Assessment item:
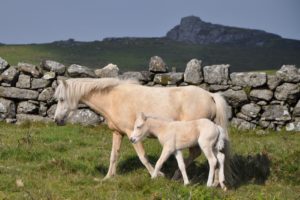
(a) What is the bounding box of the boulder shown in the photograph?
[43,71,56,80]
[0,86,39,100]
[0,57,9,72]
[67,109,103,125]
[274,83,300,104]
[286,121,300,131]
[67,64,96,77]
[184,59,203,84]
[16,114,52,123]
[276,65,300,83]
[0,98,16,119]
[249,89,273,101]
[149,56,168,73]
[38,87,55,103]
[208,85,229,92]
[154,72,183,85]
[241,103,261,118]
[203,64,229,85]
[119,71,154,82]
[1,66,19,84]
[267,75,281,90]
[293,100,300,117]
[230,72,267,87]
[231,117,256,130]
[222,89,248,107]
[31,78,51,89]
[16,74,31,89]
[42,60,66,75]
[261,105,291,121]
[17,101,39,114]
[18,62,41,78]
[94,63,119,78]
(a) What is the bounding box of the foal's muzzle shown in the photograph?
[130,137,137,144]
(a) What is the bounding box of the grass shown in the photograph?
[0,122,299,200]
[1,38,300,73]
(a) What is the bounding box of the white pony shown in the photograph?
[130,112,228,191]
[53,78,231,182]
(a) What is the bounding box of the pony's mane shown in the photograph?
[54,78,138,109]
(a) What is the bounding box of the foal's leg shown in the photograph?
[200,145,218,187]
[152,146,173,179]
[217,151,227,191]
[104,131,123,180]
[174,150,190,185]
[172,146,201,180]
[132,142,157,175]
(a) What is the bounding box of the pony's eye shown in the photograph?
[59,98,64,102]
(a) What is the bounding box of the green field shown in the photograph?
[1,38,300,72]
[0,122,299,200]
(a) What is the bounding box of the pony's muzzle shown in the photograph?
[54,118,66,126]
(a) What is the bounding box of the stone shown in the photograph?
[47,104,57,119]
[184,59,203,84]
[18,62,41,78]
[208,85,229,92]
[293,100,300,117]
[258,120,270,128]
[261,105,291,121]
[149,56,168,73]
[38,87,55,103]
[17,101,39,114]
[1,66,19,84]
[267,75,281,90]
[274,83,300,104]
[67,64,96,77]
[222,89,248,107]
[236,112,252,121]
[94,63,119,78]
[0,86,39,100]
[43,71,56,80]
[42,60,66,75]
[39,102,48,116]
[67,109,103,125]
[285,122,300,131]
[119,71,154,82]
[0,98,16,119]
[0,57,9,72]
[153,72,183,85]
[231,117,256,130]
[249,89,273,101]
[276,65,300,83]
[31,78,51,89]
[257,101,267,106]
[16,114,52,123]
[16,74,31,89]
[203,64,229,85]
[230,72,267,87]
[241,103,261,118]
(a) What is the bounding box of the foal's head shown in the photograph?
[54,80,78,125]
[130,112,150,144]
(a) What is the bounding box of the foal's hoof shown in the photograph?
[102,175,112,181]
[158,171,165,177]
[222,186,228,192]
[184,182,190,186]
[172,171,181,180]
[212,181,219,187]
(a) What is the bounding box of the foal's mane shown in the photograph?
[55,78,138,109]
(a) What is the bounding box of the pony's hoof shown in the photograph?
[212,182,219,187]
[158,171,165,177]
[184,182,190,186]
[102,175,112,181]
[222,186,228,192]
[172,171,181,180]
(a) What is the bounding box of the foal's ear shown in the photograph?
[58,79,68,88]
[140,112,147,121]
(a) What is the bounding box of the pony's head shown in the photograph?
[54,80,78,125]
[130,112,150,143]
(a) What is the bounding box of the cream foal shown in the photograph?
[130,113,227,191]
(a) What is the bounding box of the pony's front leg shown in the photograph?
[104,131,123,180]
[152,146,172,179]
[132,142,164,176]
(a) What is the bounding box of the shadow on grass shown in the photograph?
[99,152,270,188]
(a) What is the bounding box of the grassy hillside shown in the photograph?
[0,122,299,199]
[0,38,300,72]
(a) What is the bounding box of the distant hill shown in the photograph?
[0,16,299,72]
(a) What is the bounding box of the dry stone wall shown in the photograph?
[0,56,299,131]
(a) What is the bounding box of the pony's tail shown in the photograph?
[212,93,237,187]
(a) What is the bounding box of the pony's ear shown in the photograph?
[58,79,68,88]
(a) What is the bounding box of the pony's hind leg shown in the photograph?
[104,131,123,180]
[217,151,227,191]
[200,144,218,187]
[174,150,190,185]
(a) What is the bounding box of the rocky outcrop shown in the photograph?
[0,57,299,131]
[166,16,281,46]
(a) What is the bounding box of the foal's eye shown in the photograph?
[137,125,143,129]
[59,98,64,102]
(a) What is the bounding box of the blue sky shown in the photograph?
[0,0,299,44]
